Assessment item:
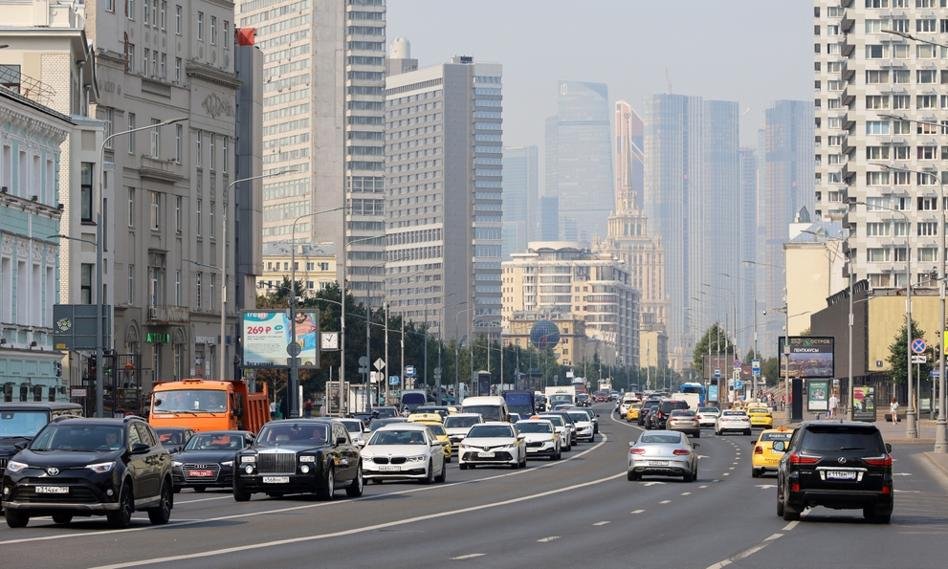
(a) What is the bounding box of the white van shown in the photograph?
[461,396,510,423]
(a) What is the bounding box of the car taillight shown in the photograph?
[881,484,891,495]
[629,448,645,455]
[673,449,690,456]
[788,452,820,465]
[790,482,800,493]
[754,446,763,455]
[863,455,893,468]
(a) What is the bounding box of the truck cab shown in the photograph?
[148,379,269,434]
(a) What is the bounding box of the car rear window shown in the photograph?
[760,432,792,442]
[799,426,884,454]
[670,410,694,416]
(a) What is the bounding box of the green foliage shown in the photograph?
[692,323,736,371]
[886,319,929,385]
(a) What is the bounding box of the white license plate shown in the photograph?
[478,452,496,458]
[825,470,857,480]
[35,486,69,494]
[378,465,401,472]
[262,476,290,484]
[649,461,669,467]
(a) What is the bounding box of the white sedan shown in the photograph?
[515,419,561,460]
[458,422,527,469]
[361,424,447,483]
[566,410,595,442]
[443,413,483,449]
[715,410,752,436]
[696,406,721,428]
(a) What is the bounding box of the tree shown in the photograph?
[761,357,780,387]
[691,323,736,371]
[886,319,929,385]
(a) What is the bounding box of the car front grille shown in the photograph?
[257,453,296,475]
[463,452,513,462]
[183,463,222,482]
[15,485,98,503]
[527,441,545,448]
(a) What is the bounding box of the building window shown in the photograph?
[196,198,203,236]
[197,11,204,41]
[153,344,161,380]
[127,0,135,21]
[175,270,182,304]
[223,20,230,50]
[149,266,161,306]
[175,196,182,233]
[151,50,158,77]
[174,124,183,162]
[80,162,93,222]
[195,272,203,310]
[209,273,216,307]
[209,133,216,171]
[160,0,167,29]
[127,43,135,73]
[175,57,182,82]
[150,119,161,157]
[81,263,93,304]
[222,136,228,173]
[150,191,161,230]
[103,108,113,148]
[128,187,136,228]
[175,4,182,34]
[127,113,136,154]
[160,53,167,79]
[195,130,203,165]
[210,15,217,46]
[144,0,150,23]
[107,0,115,12]
[209,201,215,238]
[143,48,149,75]
[128,264,135,304]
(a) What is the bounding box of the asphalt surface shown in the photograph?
[2,404,946,569]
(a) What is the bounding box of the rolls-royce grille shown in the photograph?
[257,453,296,474]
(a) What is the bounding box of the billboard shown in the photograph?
[778,336,835,378]
[852,386,876,422]
[242,311,319,368]
[807,379,830,412]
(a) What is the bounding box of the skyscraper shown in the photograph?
[236,0,386,305]
[614,101,645,210]
[539,195,559,241]
[385,55,503,340]
[757,100,814,356]
[738,148,758,354]
[545,81,613,243]
[502,145,539,258]
[644,94,740,369]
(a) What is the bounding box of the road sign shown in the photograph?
[752,359,761,373]
[286,342,301,357]
[358,356,369,367]
[374,358,386,371]
[389,375,400,386]
[912,338,927,354]
[911,354,927,364]
[932,369,941,378]
[405,365,416,377]
[713,369,721,379]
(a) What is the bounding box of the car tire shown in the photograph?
[554,447,562,461]
[316,466,335,500]
[107,482,135,529]
[422,460,435,484]
[234,485,252,502]
[435,462,447,483]
[782,495,801,521]
[5,509,29,528]
[445,454,451,464]
[346,465,364,498]
[864,505,892,524]
[51,513,73,525]
[744,429,752,436]
[459,463,470,470]
[683,470,694,483]
[148,481,173,525]
[777,496,784,517]
[752,468,762,478]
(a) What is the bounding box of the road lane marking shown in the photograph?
[782,521,799,531]
[592,521,611,526]
[681,491,692,496]
[452,554,485,560]
[699,485,708,489]
[728,466,735,470]
[642,481,666,487]
[0,434,611,548]
[659,499,671,504]
[723,472,730,476]
[630,509,645,514]
[537,536,560,543]
[764,533,783,542]
[87,469,629,569]
[175,496,232,505]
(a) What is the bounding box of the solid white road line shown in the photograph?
[452,553,485,560]
[87,471,629,569]
[782,521,799,531]
[175,496,232,505]
[536,536,560,543]
[592,521,611,526]
[1,434,611,548]
[763,533,784,542]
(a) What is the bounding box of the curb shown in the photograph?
[922,452,948,479]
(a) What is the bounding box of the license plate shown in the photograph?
[378,465,401,472]
[188,470,215,478]
[262,476,290,484]
[649,461,669,467]
[826,470,857,480]
[35,486,69,494]
[478,452,495,458]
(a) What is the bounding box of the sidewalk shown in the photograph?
[774,410,938,444]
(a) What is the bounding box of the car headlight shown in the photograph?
[86,461,115,474]
[407,455,426,462]
[5,460,28,473]
[221,460,234,467]
[240,455,256,463]
[299,455,317,463]
[172,461,183,468]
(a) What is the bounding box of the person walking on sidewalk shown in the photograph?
[828,393,839,419]
[889,396,899,423]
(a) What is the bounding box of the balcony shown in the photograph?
[140,156,185,183]
[147,305,190,325]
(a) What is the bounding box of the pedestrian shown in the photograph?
[828,393,839,418]
[303,398,313,418]
[889,396,899,423]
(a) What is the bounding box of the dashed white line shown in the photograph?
[681,491,692,496]
[764,533,784,542]
[660,499,672,504]
[723,472,731,476]
[452,553,485,561]
[592,520,611,526]
[699,485,709,489]
[537,536,560,543]
[729,466,736,470]
[630,509,646,514]
[782,521,799,531]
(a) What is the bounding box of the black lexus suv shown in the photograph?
[776,421,893,523]
[233,419,363,502]
[2,417,174,528]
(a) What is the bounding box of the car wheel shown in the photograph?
[346,465,364,498]
[4,509,29,528]
[864,505,892,524]
[316,466,335,500]
[107,482,135,529]
[148,481,173,525]
[422,460,435,484]
[627,470,636,481]
[435,461,447,483]
[777,496,784,517]
[752,468,762,478]
[554,447,562,461]
[683,470,694,483]
[782,494,801,521]
[234,485,252,502]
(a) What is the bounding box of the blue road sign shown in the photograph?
[713,369,721,379]
[912,338,927,354]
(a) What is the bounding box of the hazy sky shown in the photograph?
[388,0,812,149]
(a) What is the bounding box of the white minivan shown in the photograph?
[461,396,510,423]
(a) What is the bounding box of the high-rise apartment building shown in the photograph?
[545,81,613,243]
[236,0,386,305]
[814,1,945,295]
[385,55,503,341]
[757,100,814,356]
[738,148,759,353]
[502,145,539,258]
[644,94,740,370]
[501,242,639,368]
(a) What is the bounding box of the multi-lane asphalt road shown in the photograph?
[2,405,946,569]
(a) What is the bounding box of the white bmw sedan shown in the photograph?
[458,422,527,469]
[361,424,446,484]
[714,410,752,436]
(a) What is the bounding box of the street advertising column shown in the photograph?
[851,386,876,422]
[779,336,835,421]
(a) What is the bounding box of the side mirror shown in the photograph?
[130,442,151,455]
[885,442,893,453]
[431,440,442,447]
[153,399,163,408]
[335,436,348,446]
[772,441,787,453]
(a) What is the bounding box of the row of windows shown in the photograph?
[264,133,309,150]
[0,143,55,206]
[864,221,948,236]
[0,256,55,328]
[240,0,310,26]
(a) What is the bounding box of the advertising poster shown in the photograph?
[708,384,719,404]
[807,379,829,412]
[778,337,835,378]
[242,311,319,368]
[852,386,876,422]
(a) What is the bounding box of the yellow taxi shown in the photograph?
[751,427,793,477]
[407,412,443,424]
[746,406,774,428]
[408,414,452,462]
[625,404,641,422]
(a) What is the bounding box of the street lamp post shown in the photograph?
[93,117,186,417]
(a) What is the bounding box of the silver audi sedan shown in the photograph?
[627,430,699,482]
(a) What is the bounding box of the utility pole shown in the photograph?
[384,302,389,406]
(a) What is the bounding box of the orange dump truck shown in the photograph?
[148,379,270,434]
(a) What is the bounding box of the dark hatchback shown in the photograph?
[638,399,661,427]
[777,421,893,523]
[234,419,363,501]
[172,431,253,492]
[2,417,173,528]
[650,400,690,430]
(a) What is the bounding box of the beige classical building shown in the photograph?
[502,313,616,368]
[502,242,639,368]
[256,242,336,297]
[639,330,668,370]
[784,219,846,336]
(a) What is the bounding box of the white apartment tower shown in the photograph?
[385,55,503,341]
[236,0,386,305]
[815,0,948,290]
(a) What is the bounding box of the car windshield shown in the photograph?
[800,427,884,454]
[723,411,747,416]
[760,432,792,442]
[671,410,695,417]
[340,420,363,433]
[461,405,503,421]
[698,407,719,413]
[153,390,227,413]
[258,423,328,446]
[639,434,682,445]
[642,401,659,409]
[157,429,189,445]
[427,425,446,436]
[516,422,552,434]
[374,407,398,419]
[368,418,407,431]
[369,429,427,446]
[549,395,572,404]
[467,425,515,438]
[749,408,769,414]
[538,415,564,427]
[31,424,125,452]
[185,433,245,451]
[0,410,49,438]
[567,412,589,422]
[444,416,480,428]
